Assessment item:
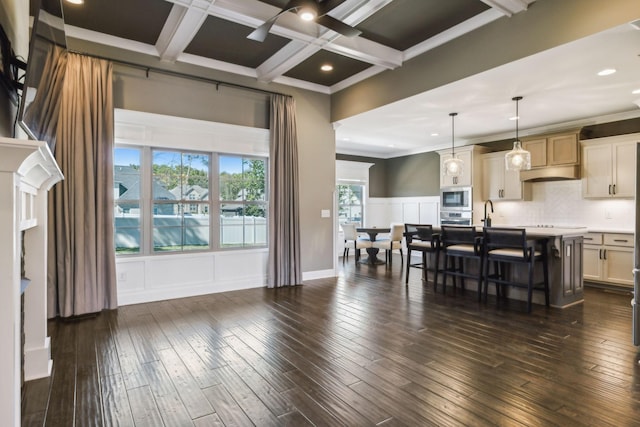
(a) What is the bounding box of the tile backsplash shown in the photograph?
[490,180,635,231]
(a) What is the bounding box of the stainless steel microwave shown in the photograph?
[440,186,472,211]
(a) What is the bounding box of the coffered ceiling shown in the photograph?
[49,0,640,158]
[57,0,531,92]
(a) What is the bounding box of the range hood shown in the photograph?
[519,165,580,182]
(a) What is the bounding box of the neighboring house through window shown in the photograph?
[113,147,268,254]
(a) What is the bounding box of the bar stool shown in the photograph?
[482,227,549,313]
[440,225,484,298]
[404,224,440,288]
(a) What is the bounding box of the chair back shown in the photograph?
[390,224,404,241]
[483,227,528,257]
[441,225,476,247]
[404,224,433,243]
[342,223,358,241]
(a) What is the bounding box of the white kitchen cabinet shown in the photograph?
[439,149,472,187]
[437,145,488,189]
[583,232,633,288]
[581,137,636,198]
[481,151,531,201]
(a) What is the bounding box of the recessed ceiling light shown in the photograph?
[66,0,84,4]
[431,133,439,137]
[320,64,333,72]
[597,68,616,76]
[632,88,640,95]
[509,115,519,121]
[388,144,395,147]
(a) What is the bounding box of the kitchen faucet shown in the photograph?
[483,199,494,227]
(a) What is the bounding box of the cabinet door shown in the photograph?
[502,167,523,200]
[582,144,613,198]
[611,141,635,198]
[548,134,578,166]
[522,138,547,168]
[582,244,603,281]
[481,155,503,200]
[603,246,634,287]
[440,150,472,187]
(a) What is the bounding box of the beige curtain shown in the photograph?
[268,94,302,287]
[22,44,67,151]
[47,52,117,317]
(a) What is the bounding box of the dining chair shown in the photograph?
[440,225,484,297]
[341,223,372,263]
[404,224,440,287]
[482,227,550,313]
[373,224,404,264]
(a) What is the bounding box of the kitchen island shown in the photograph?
[435,225,587,308]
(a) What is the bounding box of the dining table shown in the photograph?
[356,226,391,265]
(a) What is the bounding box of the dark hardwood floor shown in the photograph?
[22,255,640,426]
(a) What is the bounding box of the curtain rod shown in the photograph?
[68,50,289,98]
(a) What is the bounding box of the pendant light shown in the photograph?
[505,96,531,171]
[443,112,463,177]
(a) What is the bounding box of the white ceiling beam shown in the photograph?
[156,3,210,62]
[208,0,402,82]
[479,0,535,17]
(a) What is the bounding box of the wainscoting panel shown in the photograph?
[116,249,268,305]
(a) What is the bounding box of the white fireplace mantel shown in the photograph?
[0,137,63,427]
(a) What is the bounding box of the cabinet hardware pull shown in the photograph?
[612,184,616,195]
[584,237,593,241]
[608,184,612,195]
[599,249,602,259]
[614,239,628,243]
[603,249,607,259]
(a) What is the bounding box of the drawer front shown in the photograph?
[604,233,633,247]
[583,232,603,245]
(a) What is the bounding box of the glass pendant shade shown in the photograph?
[505,96,531,171]
[443,112,463,177]
[443,156,464,176]
[505,140,531,171]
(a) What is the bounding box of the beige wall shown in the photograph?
[331,0,640,122]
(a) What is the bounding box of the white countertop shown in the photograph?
[468,224,588,237]
[585,228,634,234]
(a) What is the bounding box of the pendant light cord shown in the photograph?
[449,112,458,155]
[513,96,522,141]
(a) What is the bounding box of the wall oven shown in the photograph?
[440,210,473,226]
[440,186,472,211]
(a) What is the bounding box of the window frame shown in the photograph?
[114,144,269,256]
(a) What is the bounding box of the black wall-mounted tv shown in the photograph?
[17,0,67,142]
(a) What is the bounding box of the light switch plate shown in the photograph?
[321,209,330,218]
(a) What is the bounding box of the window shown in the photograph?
[113,146,268,254]
[114,147,142,254]
[152,150,210,252]
[337,184,364,227]
[219,155,268,247]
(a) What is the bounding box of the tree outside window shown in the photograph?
[219,156,267,247]
[337,184,364,227]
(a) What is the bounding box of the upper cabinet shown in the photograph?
[481,151,532,201]
[522,130,580,168]
[581,135,637,198]
[437,145,485,188]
